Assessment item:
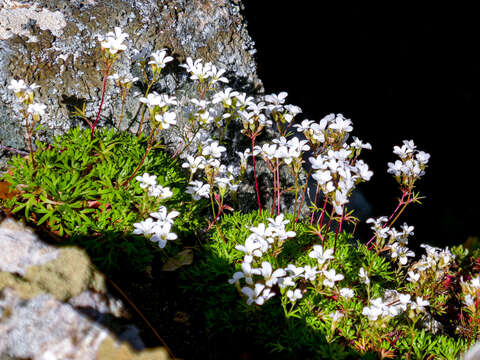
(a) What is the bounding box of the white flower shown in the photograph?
[329,114,353,133]
[139,92,163,108]
[351,136,372,150]
[330,311,344,323]
[267,214,289,229]
[212,87,239,105]
[148,184,173,199]
[464,294,474,307]
[149,49,173,69]
[136,173,157,189]
[228,271,244,285]
[99,27,128,54]
[323,269,344,288]
[285,264,305,278]
[265,91,288,112]
[387,160,404,177]
[180,57,212,81]
[259,261,286,287]
[407,271,420,283]
[241,283,272,305]
[312,170,332,185]
[132,217,156,236]
[308,245,334,265]
[339,288,354,299]
[286,288,303,302]
[186,181,210,200]
[209,64,229,84]
[111,73,139,87]
[235,236,263,263]
[411,296,429,312]
[150,206,179,225]
[416,151,430,165]
[359,267,370,285]
[355,160,373,181]
[27,102,47,117]
[182,155,206,175]
[278,276,295,288]
[154,111,176,129]
[303,265,319,281]
[241,262,261,285]
[398,293,411,311]
[293,119,314,132]
[390,243,415,265]
[202,141,226,159]
[151,223,177,248]
[362,305,382,321]
[8,79,27,93]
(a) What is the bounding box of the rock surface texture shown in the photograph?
[0,217,171,359]
[0,0,262,169]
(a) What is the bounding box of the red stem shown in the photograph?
[276,163,281,215]
[310,185,321,225]
[251,137,262,214]
[91,64,111,137]
[206,205,223,232]
[322,203,335,240]
[333,205,345,255]
[294,167,312,225]
[366,190,408,247]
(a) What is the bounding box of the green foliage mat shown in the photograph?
[1,126,198,271]
[180,210,470,359]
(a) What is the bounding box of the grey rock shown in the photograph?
[0,218,59,275]
[0,0,262,169]
[0,218,170,359]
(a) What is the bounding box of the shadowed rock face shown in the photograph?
[0,0,263,169]
[0,217,172,359]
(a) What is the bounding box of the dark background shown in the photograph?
[242,2,480,248]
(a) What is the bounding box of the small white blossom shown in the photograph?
[150,206,179,225]
[186,180,210,200]
[339,288,354,299]
[286,288,303,302]
[323,269,344,288]
[308,245,334,265]
[151,223,177,248]
[136,173,157,189]
[359,267,370,285]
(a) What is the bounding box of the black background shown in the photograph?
[242,2,480,248]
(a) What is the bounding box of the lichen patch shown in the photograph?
[0,1,67,40]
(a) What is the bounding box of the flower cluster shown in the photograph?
[136,173,173,199]
[7,79,47,162]
[180,57,228,85]
[387,140,430,190]
[228,214,299,305]
[362,291,429,321]
[132,173,178,249]
[98,27,129,57]
[229,215,353,307]
[301,114,373,215]
[139,92,178,130]
[461,276,480,308]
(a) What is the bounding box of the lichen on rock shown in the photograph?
[0,0,262,170]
